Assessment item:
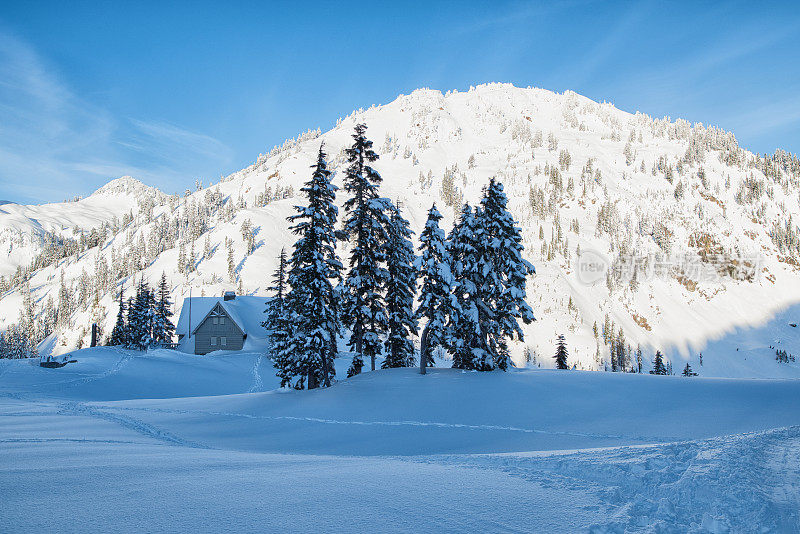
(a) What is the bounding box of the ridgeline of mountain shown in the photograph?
[2,83,800,374]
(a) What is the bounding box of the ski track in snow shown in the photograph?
[2,349,134,395]
[56,348,132,388]
[0,438,146,445]
[418,426,800,533]
[56,401,210,449]
[247,354,264,393]
[98,404,676,443]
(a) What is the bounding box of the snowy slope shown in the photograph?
[0,176,170,277]
[2,83,800,376]
[2,349,800,532]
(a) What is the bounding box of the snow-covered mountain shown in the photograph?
[0,176,170,277]
[3,83,800,375]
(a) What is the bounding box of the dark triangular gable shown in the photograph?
[191,301,245,337]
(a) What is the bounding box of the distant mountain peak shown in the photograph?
[92,176,158,197]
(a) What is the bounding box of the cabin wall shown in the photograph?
[193,310,245,355]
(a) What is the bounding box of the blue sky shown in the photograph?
[1,0,799,204]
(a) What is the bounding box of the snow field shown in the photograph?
[2,348,800,531]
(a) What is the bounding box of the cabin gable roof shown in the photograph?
[175,295,269,342]
[191,302,245,336]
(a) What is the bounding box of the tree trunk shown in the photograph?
[321,350,330,389]
[356,329,363,373]
[323,330,336,388]
[420,325,430,375]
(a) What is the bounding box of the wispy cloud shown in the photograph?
[0,30,232,204]
[722,95,800,140]
[640,22,799,91]
[447,0,598,37]
[547,1,653,89]
[126,119,233,166]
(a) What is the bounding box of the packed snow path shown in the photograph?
[2,348,800,532]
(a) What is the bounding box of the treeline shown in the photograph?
[552,338,696,376]
[106,273,175,350]
[0,325,38,359]
[265,124,535,389]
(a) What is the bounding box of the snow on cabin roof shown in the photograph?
[175,296,268,339]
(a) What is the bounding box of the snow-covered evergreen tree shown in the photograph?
[341,124,390,376]
[382,202,417,368]
[56,270,73,328]
[414,204,452,374]
[264,248,291,367]
[682,362,698,376]
[227,240,236,283]
[124,295,136,346]
[448,203,486,370]
[651,351,668,375]
[241,219,256,254]
[614,327,627,372]
[126,278,153,351]
[0,324,38,359]
[447,180,535,372]
[107,286,128,346]
[152,273,175,346]
[478,178,536,370]
[264,248,287,328]
[277,145,342,389]
[554,334,569,369]
[18,282,37,343]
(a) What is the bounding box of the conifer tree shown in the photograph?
[145,282,156,345]
[415,204,452,374]
[682,362,697,376]
[277,145,342,389]
[152,272,175,346]
[342,124,390,376]
[650,350,668,375]
[227,241,236,283]
[615,327,627,372]
[265,248,291,367]
[448,203,487,370]
[476,178,536,370]
[107,285,128,346]
[18,282,36,343]
[127,278,153,351]
[447,181,536,372]
[1,324,38,359]
[382,203,417,368]
[264,248,287,327]
[124,295,136,347]
[554,334,569,369]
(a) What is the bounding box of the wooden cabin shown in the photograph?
[175,292,267,355]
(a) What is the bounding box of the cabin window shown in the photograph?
[213,317,218,325]
[219,317,225,325]
[210,337,217,346]
[220,337,227,347]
